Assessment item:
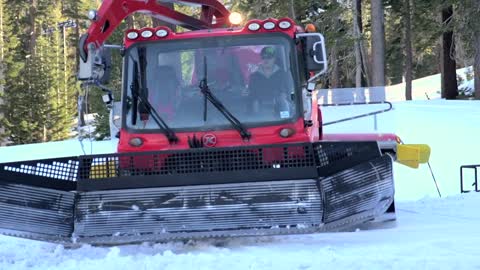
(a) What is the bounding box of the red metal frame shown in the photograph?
[81,0,398,153]
[84,0,230,52]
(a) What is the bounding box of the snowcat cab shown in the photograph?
[0,0,430,245]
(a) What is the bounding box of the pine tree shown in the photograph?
[1,0,77,144]
[455,0,480,99]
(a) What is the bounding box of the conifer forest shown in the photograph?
[0,0,479,145]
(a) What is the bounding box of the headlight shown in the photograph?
[87,10,98,21]
[126,31,139,40]
[229,12,243,25]
[129,137,143,147]
[263,22,276,30]
[141,30,153,38]
[248,23,261,31]
[278,21,292,29]
[156,29,168,37]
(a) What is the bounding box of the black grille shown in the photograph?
[77,143,319,191]
[83,144,315,177]
[314,141,380,177]
[0,157,78,191]
[0,142,381,191]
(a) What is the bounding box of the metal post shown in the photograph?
[475,167,478,192]
[460,166,464,193]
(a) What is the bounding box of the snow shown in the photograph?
[1,97,480,269]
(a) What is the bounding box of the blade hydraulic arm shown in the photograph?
[80,0,230,62]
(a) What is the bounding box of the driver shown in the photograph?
[248,46,293,114]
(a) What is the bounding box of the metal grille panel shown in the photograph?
[74,179,323,238]
[313,141,380,177]
[321,155,394,223]
[0,182,75,238]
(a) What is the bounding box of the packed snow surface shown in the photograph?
[0,99,479,269]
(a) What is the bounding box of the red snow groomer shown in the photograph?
[0,0,430,245]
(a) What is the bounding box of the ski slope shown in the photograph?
[0,99,479,270]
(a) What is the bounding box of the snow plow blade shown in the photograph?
[0,142,394,244]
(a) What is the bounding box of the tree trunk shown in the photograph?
[353,0,362,88]
[0,1,3,60]
[288,0,296,21]
[440,6,458,99]
[475,33,480,99]
[357,0,370,86]
[330,43,340,88]
[28,0,37,57]
[370,0,385,87]
[404,0,413,100]
[0,0,4,144]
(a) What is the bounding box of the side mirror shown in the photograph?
[296,33,328,80]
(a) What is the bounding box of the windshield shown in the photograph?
[123,34,298,131]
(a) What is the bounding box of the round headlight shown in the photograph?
[263,22,276,30]
[247,23,261,31]
[129,137,143,147]
[278,21,292,29]
[279,128,295,138]
[87,10,98,21]
[126,31,139,40]
[141,30,153,38]
[156,29,168,37]
[229,12,243,25]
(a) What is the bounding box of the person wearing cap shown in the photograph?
[248,46,293,116]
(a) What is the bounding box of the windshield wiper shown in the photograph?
[130,47,178,144]
[198,56,251,140]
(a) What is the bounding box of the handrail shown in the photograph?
[321,101,393,126]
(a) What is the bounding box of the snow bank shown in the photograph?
[0,99,479,270]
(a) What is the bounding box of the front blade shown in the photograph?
[0,181,74,242]
[74,179,323,244]
[0,142,395,244]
